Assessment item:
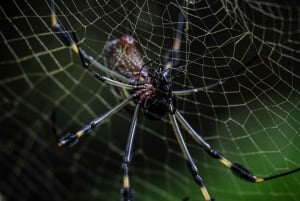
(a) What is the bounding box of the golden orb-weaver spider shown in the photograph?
[50,0,300,200]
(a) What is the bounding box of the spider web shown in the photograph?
[1,0,300,201]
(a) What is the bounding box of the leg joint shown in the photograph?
[187,161,205,186]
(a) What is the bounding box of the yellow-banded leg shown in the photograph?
[50,0,79,55]
[169,103,214,201]
[208,149,300,183]
[174,110,300,185]
[57,95,133,147]
[51,0,137,90]
[121,102,141,201]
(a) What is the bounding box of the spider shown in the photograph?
[50,0,300,200]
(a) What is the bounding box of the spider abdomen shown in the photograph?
[105,35,144,79]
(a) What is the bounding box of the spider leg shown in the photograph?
[50,0,78,54]
[174,110,300,183]
[121,102,141,201]
[50,0,130,83]
[58,95,133,147]
[168,103,213,201]
[91,69,140,90]
[165,0,185,69]
[172,80,224,96]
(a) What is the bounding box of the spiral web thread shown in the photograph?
[0,0,300,201]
